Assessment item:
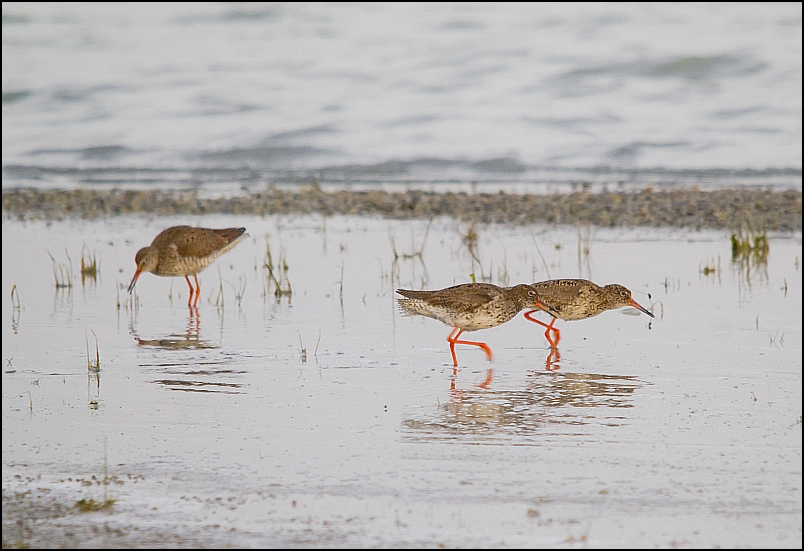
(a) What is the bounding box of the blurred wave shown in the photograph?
[2,3,801,194]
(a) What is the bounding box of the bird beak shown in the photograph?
[629,298,654,318]
[127,268,142,294]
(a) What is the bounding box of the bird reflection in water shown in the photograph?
[545,347,561,371]
[450,367,494,391]
[132,307,217,350]
[130,308,244,393]
[403,370,643,441]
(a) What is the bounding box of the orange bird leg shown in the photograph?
[446,327,493,367]
[447,327,461,367]
[524,310,561,348]
[184,276,194,307]
[193,274,201,307]
[185,275,201,308]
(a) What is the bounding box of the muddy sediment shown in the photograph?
[2,187,801,231]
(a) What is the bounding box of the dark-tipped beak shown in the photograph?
[629,298,654,318]
[127,268,142,294]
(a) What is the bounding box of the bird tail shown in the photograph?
[396,298,427,317]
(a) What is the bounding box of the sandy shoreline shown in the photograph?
[2,186,801,231]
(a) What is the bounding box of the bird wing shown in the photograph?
[397,284,497,312]
[154,227,245,259]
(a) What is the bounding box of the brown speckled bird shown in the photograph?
[524,279,654,348]
[396,283,543,367]
[127,226,247,307]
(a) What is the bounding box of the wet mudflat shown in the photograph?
[2,214,801,548]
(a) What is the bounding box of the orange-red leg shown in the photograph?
[185,275,201,308]
[184,276,194,307]
[447,327,493,367]
[193,275,201,307]
[524,310,560,348]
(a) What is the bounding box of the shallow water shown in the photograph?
[2,215,801,547]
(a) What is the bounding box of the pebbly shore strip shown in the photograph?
[2,187,801,231]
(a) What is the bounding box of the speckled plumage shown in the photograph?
[524,279,654,348]
[396,283,542,367]
[128,226,247,306]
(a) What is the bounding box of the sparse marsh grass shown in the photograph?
[118,283,139,313]
[529,228,552,280]
[577,227,592,260]
[339,263,344,308]
[227,274,247,306]
[80,246,98,284]
[73,442,116,513]
[47,249,73,289]
[700,256,721,280]
[390,220,431,262]
[389,221,431,288]
[460,222,492,283]
[496,261,510,286]
[263,236,292,298]
[730,226,770,286]
[460,221,481,269]
[86,329,100,372]
[490,234,510,286]
[731,226,769,264]
[576,226,594,279]
[214,267,225,307]
[295,331,321,364]
[212,271,248,308]
[296,331,307,363]
[11,284,21,309]
[11,284,21,333]
[767,331,785,347]
[461,221,479,255]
